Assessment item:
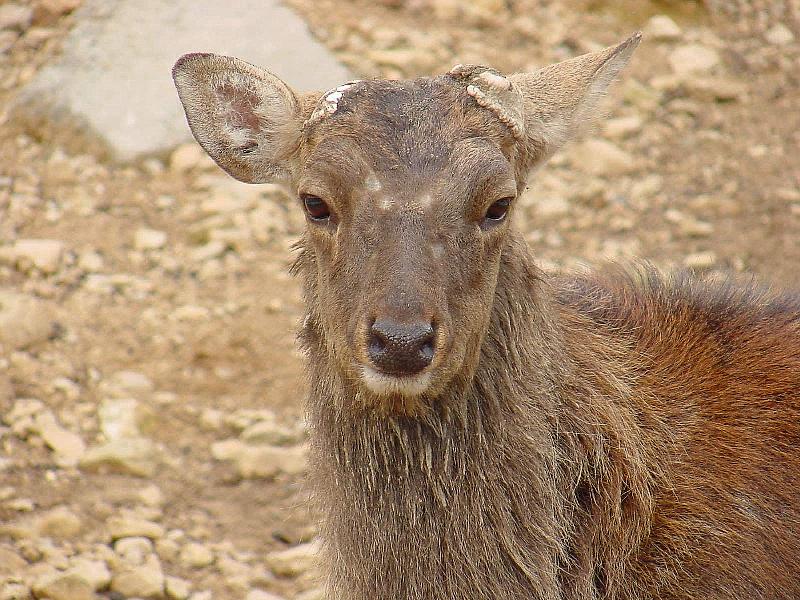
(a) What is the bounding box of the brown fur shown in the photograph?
[172,35,800,599]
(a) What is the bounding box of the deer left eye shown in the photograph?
[483,197,513,226]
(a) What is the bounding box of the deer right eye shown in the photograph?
[301,195,331,221]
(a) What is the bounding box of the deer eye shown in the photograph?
[301,194,331,221]
[482,197,513,226]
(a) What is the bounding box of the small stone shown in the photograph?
[101,370,154,399]
[684,251,716,269]
[570,139,635,176]
[111,553,164,599]
[211,440,308,479]
[265,541,320,578]
[67,557,111,591]
[179,542,215,569]
[664,209,714,237]
[765,23,795,46]
[533,195,570,218]
[107,515,165,540]
[138,484,164,507]
[33,0,83,24]
[0,4,33,31]
[35,506,82,539]
[295,589,325,600]
[10,239,65,274]
[668,44,720,77]
[99,398,142,440]
[190,240,227,262]
[80,437,161,477]
[32,570,94,600]
[240,420,303,446]
[604,115,643,139]
[170,143,209,172]
[246,590,287,600]
[644,15,682,41]
[33,412,86,466]
[0,581,30,600]
[165,575,192,600]
[683,76,746,102]
[115,536,154,565]
[77,250,104,272]
[170,304,210,322]
[0,290,57,350]
[134,228,168,251]
[0,544,28,575]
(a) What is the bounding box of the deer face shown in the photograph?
[172,35,639,412]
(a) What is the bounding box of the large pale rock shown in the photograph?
[12,0,352,161]
[668,44,720,77]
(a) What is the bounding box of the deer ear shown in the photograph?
[172,53,313,184]
[509,33,641,171]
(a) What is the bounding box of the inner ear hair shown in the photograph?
[173,53,319,184]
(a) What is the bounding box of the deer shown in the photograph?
[172,33,800,599]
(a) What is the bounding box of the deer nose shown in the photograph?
[367,318,436,376]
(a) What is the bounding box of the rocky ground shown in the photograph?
[0,0,799,599]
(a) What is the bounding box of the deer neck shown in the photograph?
[302,237,584,599]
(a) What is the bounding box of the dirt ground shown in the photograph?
[0,1,798,599]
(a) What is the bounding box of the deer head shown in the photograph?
[173,34,640,414]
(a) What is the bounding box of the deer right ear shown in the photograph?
[172,53,310,184]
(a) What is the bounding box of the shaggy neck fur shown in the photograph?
[298,234,658,600]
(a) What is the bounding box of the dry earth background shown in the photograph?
[0,0,799,599]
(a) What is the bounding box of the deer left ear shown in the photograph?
[509,33,642,172]
[172,53,316,184]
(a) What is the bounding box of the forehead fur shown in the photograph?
[303,76,516,174]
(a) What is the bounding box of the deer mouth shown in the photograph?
[359,365,434,397]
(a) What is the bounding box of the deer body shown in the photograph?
[173,34,800,599]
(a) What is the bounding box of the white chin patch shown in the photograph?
[360,366,433,397]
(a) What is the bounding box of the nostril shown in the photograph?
[367,319,437,376]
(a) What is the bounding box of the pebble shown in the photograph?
[684,251,717,269]
[240,420,304,446]
[190,240,228,262]
[0,290,57,350]
[79,437,161,477]
[570,139,636,177]
[246,590,287,600]
[604,115,643,139]
[107,515,165,540]
[0,4,33,32]
[0,544,28,575]
[295,589,325,600]
[33,411,86,466]
[101,370,155,399]
[211,439,308,479]
[533,195,570,218]
[668,44,720,77]
[135,228,168,251]
[8,239,65,274]
[170,143,210,172]
[644,15,682,41]
[35,506,82,539]
[138,484,165,507]
[179,542,215,569]
[165,575,192,600]
[111,553,165,598]
[33,0,83,24]
[114,536,152,565]
[764,23,795,46]
[32,570,94,600]
[67,557,111,591]
[265,541,320,578]
[664,209,714,237]
[99,397,143,440]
